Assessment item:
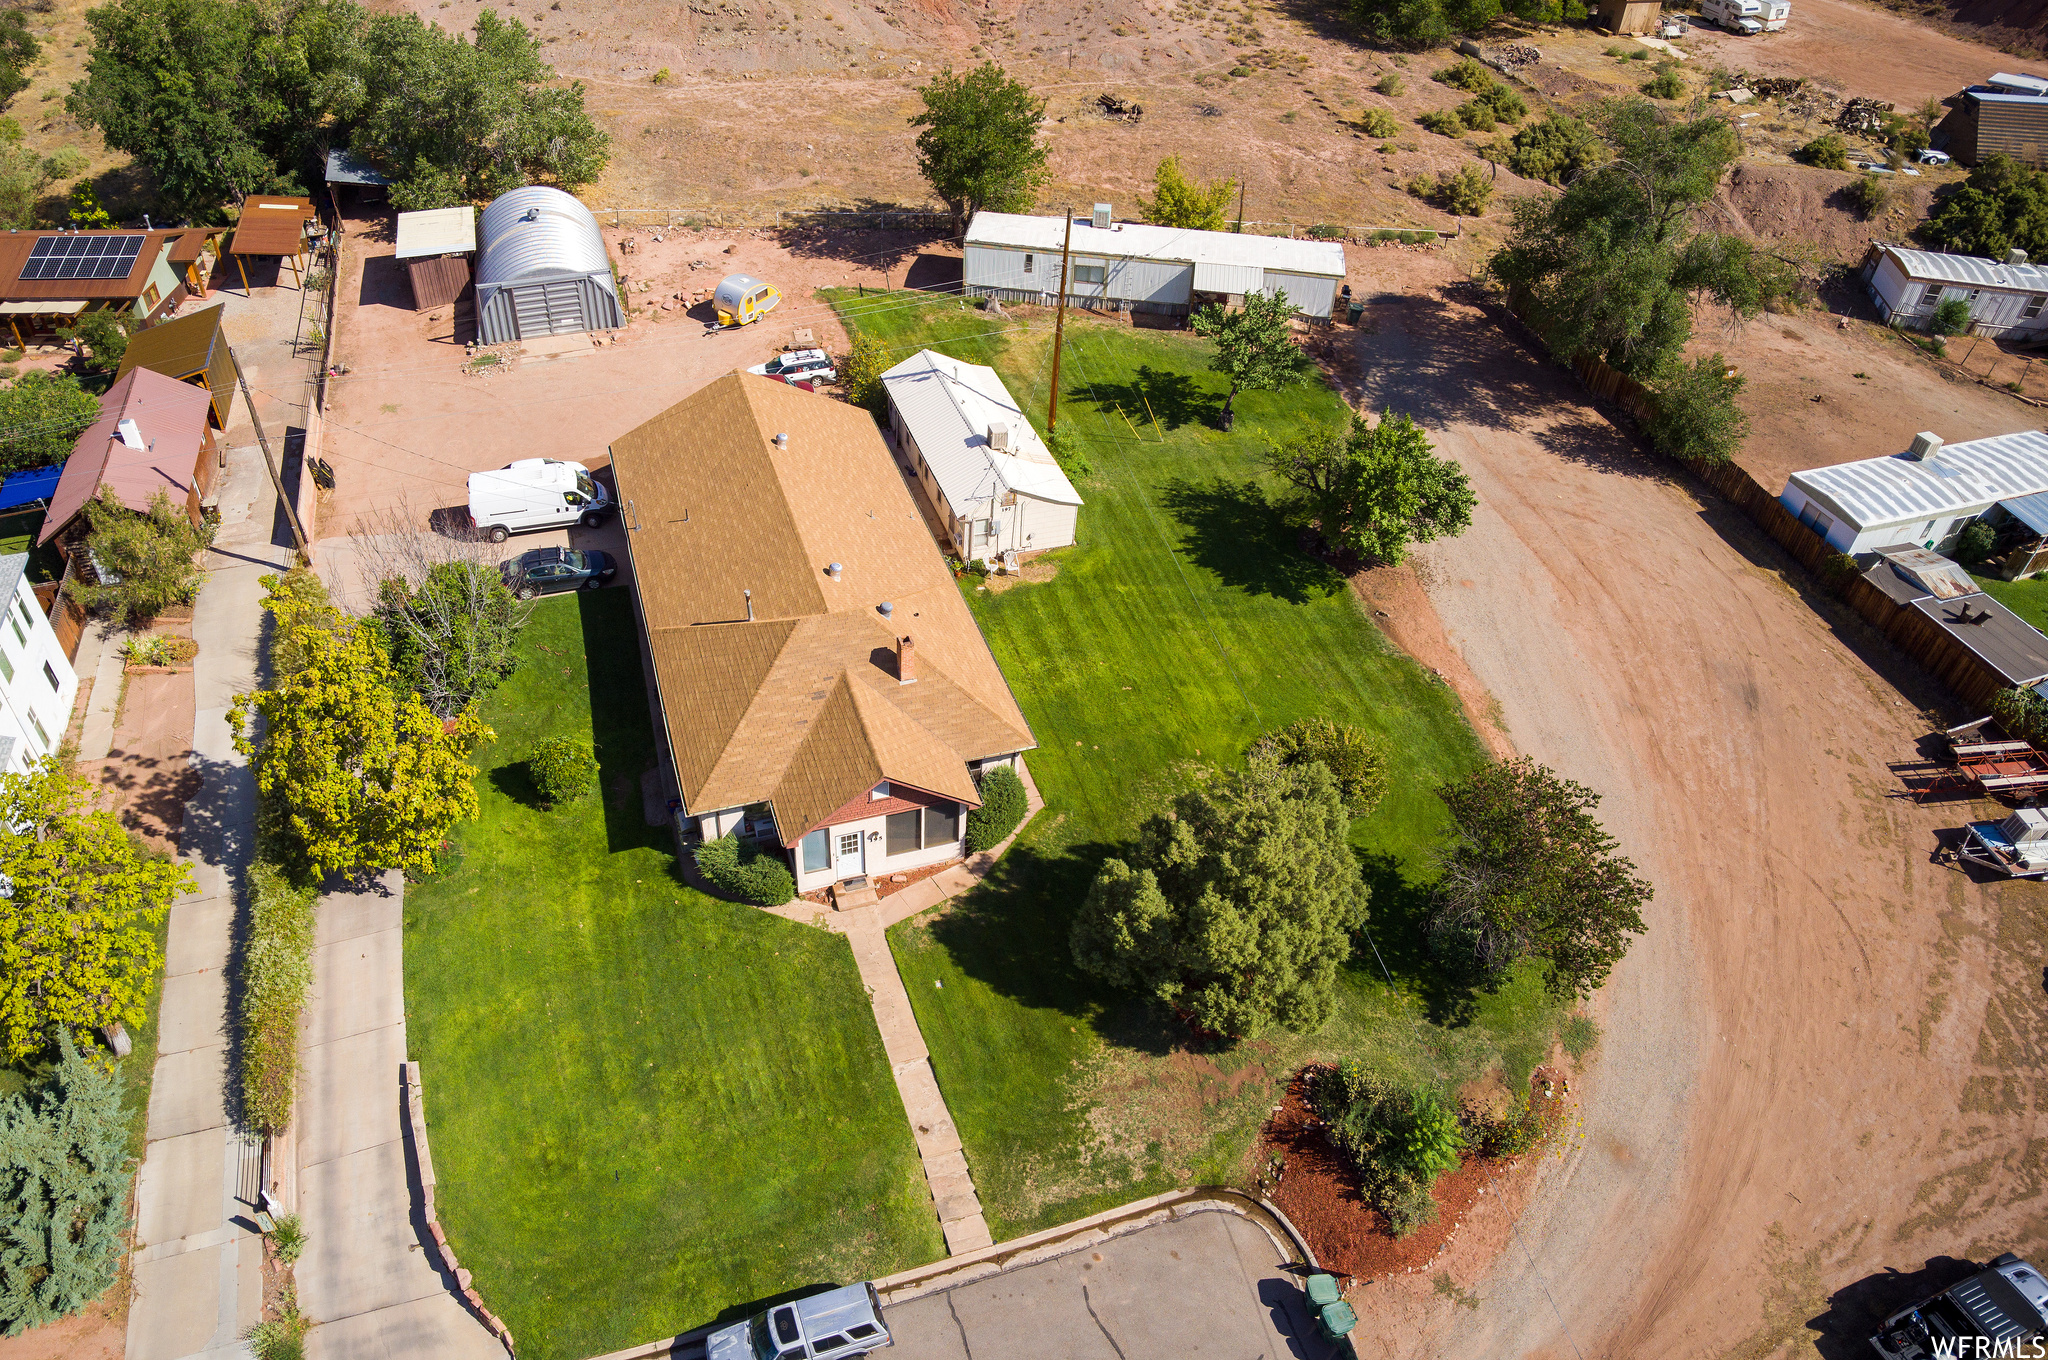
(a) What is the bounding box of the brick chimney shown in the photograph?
[897,634,917,684]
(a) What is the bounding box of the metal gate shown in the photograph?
[509,279,587,338]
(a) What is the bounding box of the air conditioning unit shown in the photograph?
[1907,431,1944,460]
[1092,203,1112,230]
[988,421,1010,450]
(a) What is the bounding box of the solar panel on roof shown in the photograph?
[20,234,145,282]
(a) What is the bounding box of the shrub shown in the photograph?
[1455,101,1495,133]
[1992,685,2048,746]
[1382,1176,1440,1235]
[1311,1060,1463,1236]
[1817,551,1862,595]
[247,1308,311,1360]
[73,486,216,627]
[1358,106,1400,138]
[1440,163,1494,216]
[1799,133,1849,170]
[1474,81,1525,123]
[964,763,1028,851]
[373,561,525,718]
[1561,1012,1600,1060]
[1641,68,1684,100]
[529,737,596,805]
[696,831,795,905]
[1374,73,1404,96]
[1931,296,1973,336]
[1306,223,1347,239]
[1644,353,1749,465]
[1602,43,1630,55]
[841,331,886,410]
[1505,112,1605,186]
[1417,109,1462,137]
[1472,1092,1547,1158]
[1250,717,1389,815]
[239,857,318,1133]
[1847,172,1890,220]
[1433,57,1493,92]
[269,1213,307,1266]
[1408,171,1438,200]
[1955,517,1998,566]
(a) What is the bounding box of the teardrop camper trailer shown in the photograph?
[712,273,781,327]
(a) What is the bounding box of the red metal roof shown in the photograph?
[38,368,215,544]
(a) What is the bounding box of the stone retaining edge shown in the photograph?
[405,1061,516,1356]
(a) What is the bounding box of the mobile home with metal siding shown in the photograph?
[1780,430,2048,556]
[963,210,1345,319]
[1863,243,2048,337]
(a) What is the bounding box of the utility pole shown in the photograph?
[231,347,310,563]
[1234,179,1246,234]
[1047,205,1074,433]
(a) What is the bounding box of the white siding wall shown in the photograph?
[1104,256,1194,306]
[964,244,1046,295]
[966,242,1195,309]
[0,580,76,772]
[1006,494,1079,554]
[1778,487,1993,556]
[789,809,965,893]
[1869,254,1913,320]
[1262,270,1339,319]
[1872,256,2048,336]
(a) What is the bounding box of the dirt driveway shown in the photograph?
[318,207,953,542]
[1681,0,2013,106]
[1332,253,2048,1357]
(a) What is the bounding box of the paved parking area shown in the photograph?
[884,1211,1336,1360]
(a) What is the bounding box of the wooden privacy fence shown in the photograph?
[1516,299,2025,715]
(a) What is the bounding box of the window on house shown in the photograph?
[886,810,921,856]
[801,829,829,874]
[1023,252,1034,274]
[2026,294,2047,320]
[1922,284,1945,307]
[8,614,23,649]
[925,802,961,846]
[0,638,15,684]
[837,831,860,859]
[42,662,56,692]
[142,282,161,309]
[1073,264,1106,285]
[27,710,46,751]
[14,596,30,632]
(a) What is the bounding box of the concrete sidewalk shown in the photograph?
[767,758,1045,1259]
[296,873,504,1360]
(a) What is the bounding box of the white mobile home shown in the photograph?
[0,554,75,772]
[963,207,1347,320]
[881,349,1083,563]
[1780,429,2048,556]
[1863,243,2048,337]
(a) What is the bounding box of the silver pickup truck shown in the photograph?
[705,1283,892,1360]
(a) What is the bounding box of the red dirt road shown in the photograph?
[1683,0,2016,105]
[1332,254,2048,1357]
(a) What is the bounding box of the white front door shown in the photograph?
[832,828,865,878]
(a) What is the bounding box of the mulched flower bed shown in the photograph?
[1256,1066,1567,1283]
[796,856,964,906]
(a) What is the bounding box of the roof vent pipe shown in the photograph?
[826,561,843,580]
[774,432,789,448]
[2011,247,2032,266]
[1907,431,1944,460]
[744,588,753,622]
[878,601,894,618]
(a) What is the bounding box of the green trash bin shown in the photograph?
[1306,1274,1342,1308]
[1318,1300,1358,1340]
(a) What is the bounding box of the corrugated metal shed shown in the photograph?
[324,149,391,186]
[473,187,622,343]
[1883,244,2048,289]
[1880,547,1979,600]
[1788,430,2048,527]
[965,211,1345,279]
[879,349,1083,516]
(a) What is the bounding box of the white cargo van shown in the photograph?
[467,459,611,543]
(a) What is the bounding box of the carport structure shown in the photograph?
[227,195,317,292]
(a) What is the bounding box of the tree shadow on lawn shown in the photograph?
[576,590,667,855]
[487,762,544,811]
[1158,476,1343,606]
[1083,364,1211,431]
[1354,850,1491,1030]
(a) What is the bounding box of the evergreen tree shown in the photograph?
[0,1034,134,1334]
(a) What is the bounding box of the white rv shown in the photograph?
[1701,0,1769,32]
[466,458,611,542]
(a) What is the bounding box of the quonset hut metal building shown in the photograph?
[1779,430,2048,556]
[962,207,1347,319]
[474,187,623,344]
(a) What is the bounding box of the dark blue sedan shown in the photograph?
[499,548,616,598]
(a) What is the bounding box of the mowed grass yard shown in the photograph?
[829,291,1574,1238]
[404,590,943,1360]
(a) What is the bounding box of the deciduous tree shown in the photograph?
[232,572,491,879]
[1250,717,1389,816]
[1263,411,1474,564]
[1923,155,2048,265]
[911,63,1048,233]
[1140,156,1236,231]
[1428,757,1650,1000]
[372,561,525,719]
[60,309,134,375]
[0,759,192,1064]
[0,1033,134,1332]
[1190,288,1310,430]
[1070,756,1368,1038]
[1643,353,1748,464]
[73,487,217,627]
[0,370,100,474]
[0,12,36,109]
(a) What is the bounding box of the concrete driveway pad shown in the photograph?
[134,1124,228,1246]
[298,1137,447,1322]
[307,1291,509,1360]
[126,1244,229,1360]
[144,1044,228,1140]
[315,890,403,947]
[885,1211,1331,1360]
[164,895,235,976]
[303,927,406,1047]
[297,1024,409,1169]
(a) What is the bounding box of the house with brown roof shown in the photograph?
[610,373,1037,896]
[37,368,221,554]
[116,302,237,428]
[0,228,203,344]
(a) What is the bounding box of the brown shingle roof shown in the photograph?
[613,373,1034,836]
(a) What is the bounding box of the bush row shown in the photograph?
[696,832,795,906]
[239,855,319,1134]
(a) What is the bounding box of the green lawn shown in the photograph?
[0,509,63,583]
[1974,572,2048,633]
[832,292,1572,1238]
[404,591,943,1360]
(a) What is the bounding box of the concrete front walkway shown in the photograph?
[124,308,304,1360]
[296,874,504,1360]
[765,759,1044,1258]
